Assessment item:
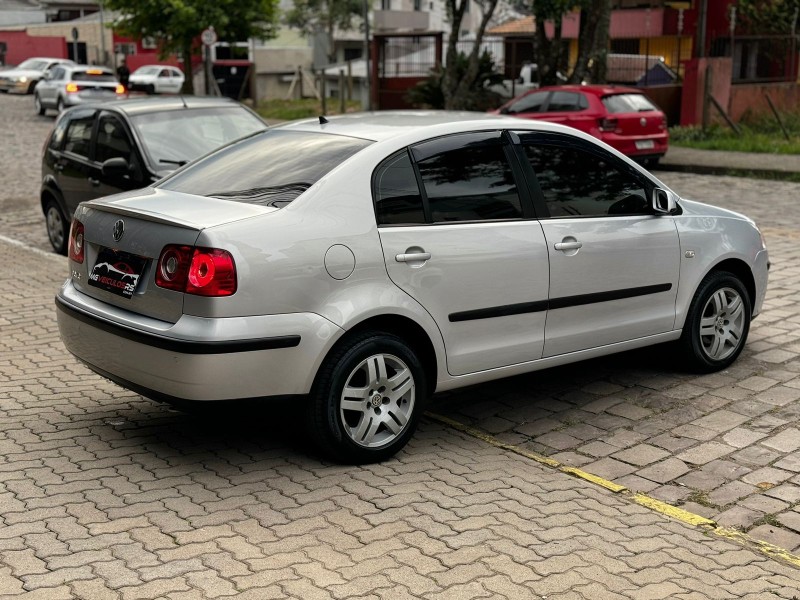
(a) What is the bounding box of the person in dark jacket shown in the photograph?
[117,59,130,94]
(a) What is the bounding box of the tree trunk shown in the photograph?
[535,14,564,86]
[181,40,194,94]
[450,0,499,109]
[442,0,467,110]
[569,0,612,84]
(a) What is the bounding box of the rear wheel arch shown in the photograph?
[334,314,439,397]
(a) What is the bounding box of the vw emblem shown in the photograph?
[640,117,647,127]
[113,219,124,242]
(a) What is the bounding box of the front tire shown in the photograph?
[307,331,427,464]
[56,97,65,113]
[679,271,751,372]
[34,93,45,116]
[44,199,68,255]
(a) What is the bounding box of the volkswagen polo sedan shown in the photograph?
[56,112,769,463]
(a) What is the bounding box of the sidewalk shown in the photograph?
[658,146,800,178]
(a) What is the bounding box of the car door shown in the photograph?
[90,111,146,198]
[56,108,98,217]
[516,131,680,358]
[376,131,550,376]
[38,66,62,105]
[157,68,172,93]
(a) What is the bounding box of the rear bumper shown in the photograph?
[56,281,344,401]
[600,132,669,158]
[63,91,121,107]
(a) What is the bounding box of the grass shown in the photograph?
[255,98,362,121]
[670,110,800,154]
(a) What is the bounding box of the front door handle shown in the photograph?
[554,241,582,251]
[396,252,431,263]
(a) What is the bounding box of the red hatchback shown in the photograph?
[494,85,668,165]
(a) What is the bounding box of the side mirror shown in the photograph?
[101,156,129,177]
[652,187,677,214]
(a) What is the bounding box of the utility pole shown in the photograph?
[363,0,371,110]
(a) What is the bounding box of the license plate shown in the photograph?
[88,248,146,298]
[636,139,655,150]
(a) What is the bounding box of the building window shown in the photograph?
[381,0,391,9]
[142,37,158,50]
[414,0,421,10]
[114,43,136,56]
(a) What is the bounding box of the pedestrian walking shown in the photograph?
[117,59,130,96]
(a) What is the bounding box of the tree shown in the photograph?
[442,0,501,110]
[737,0,800,34]
[569,0,612,84]
[286,0,363,65]
[105,0,279,94]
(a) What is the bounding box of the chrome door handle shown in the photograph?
[396,252,431,263]
[554,241,582,251]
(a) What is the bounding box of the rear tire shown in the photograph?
[34,93,45,116]
[678,271,751,372]
[307,331,427,464]
[44,199,68,255]
[56,97,65,113]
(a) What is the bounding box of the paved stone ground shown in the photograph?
[1,92,800,597]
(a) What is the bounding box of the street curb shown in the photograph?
[654,163,800,182]
[426,411,800,571]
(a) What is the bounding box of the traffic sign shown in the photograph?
[201,27,217,46]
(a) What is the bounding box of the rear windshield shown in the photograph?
[158,129,373,207]
[131,106,267,169]
[72,71,116,82]
[602,93,658,113]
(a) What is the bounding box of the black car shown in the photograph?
[41,96,267,254]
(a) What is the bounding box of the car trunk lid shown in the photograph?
[71,188,276,323]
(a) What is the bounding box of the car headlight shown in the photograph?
[15,76,28,83]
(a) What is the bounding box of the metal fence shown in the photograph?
[377,36,439,78]
[710,35,798,84]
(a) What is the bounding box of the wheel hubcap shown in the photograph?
[340,353,415,449]
[47,207,64,249]
[699,287,745,361]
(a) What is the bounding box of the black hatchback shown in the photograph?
[40,96,267,254]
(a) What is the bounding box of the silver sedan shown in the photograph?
[56,113,769,463]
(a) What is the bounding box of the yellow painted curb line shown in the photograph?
[425,411,800,569]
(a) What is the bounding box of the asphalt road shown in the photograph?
[1,91,799,598]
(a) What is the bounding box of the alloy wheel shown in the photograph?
[46,205,65,251]
[699,287,745,361]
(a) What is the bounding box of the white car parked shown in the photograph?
[56,112,769,463]
[128,65,185,94]
[0,57,75,94]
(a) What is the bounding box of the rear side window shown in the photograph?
[374,151,425,225]
[414,132,522,223]
[546,91,587,112]
[159,130,372,207]
[602,93,658,113]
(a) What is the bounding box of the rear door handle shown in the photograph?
[54,164,64,171]
[88,177,100,186]
[396,252,431,263]
[554,241,582,251]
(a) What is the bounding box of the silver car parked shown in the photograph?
[56,113,769,463]
[34,65,122,115]
[0,57,75,94]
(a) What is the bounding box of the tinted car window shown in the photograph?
[95,115,132,163]
[546,91,585,112]
[414,135,522,222]
[374,151,425,225]
[63,114,94,158]
[160,130,372,207]
[602,93,658,113]
[505,91,548,114]
[130,107,266,168]
[524,143,649,217]
[72,71,117,82]
[49,116,69,150]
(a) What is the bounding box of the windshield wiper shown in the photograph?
[159,158,188,166]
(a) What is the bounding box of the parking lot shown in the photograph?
[1,91,800,598]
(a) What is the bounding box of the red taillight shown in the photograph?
[599,117,618,132]
[65,82,79,93]
[659,115,667,130]
[115,84,124,95]
[68,219,84,263]
[156,245,236,297]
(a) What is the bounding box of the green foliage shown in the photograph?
[105,0,279,59]
[285,0,362,37]
[737,0,800,34]
[670,111,800,154]
[407,50,504,111]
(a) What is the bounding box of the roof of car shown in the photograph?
[72,96,245,116]
[278,110,573,143]
[535,84,643,96]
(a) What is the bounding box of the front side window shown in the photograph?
[414,133,522,223]
[95,114,132,163]
[504,91,548,115]
[63,113,95,158]
[524,143,649,217]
